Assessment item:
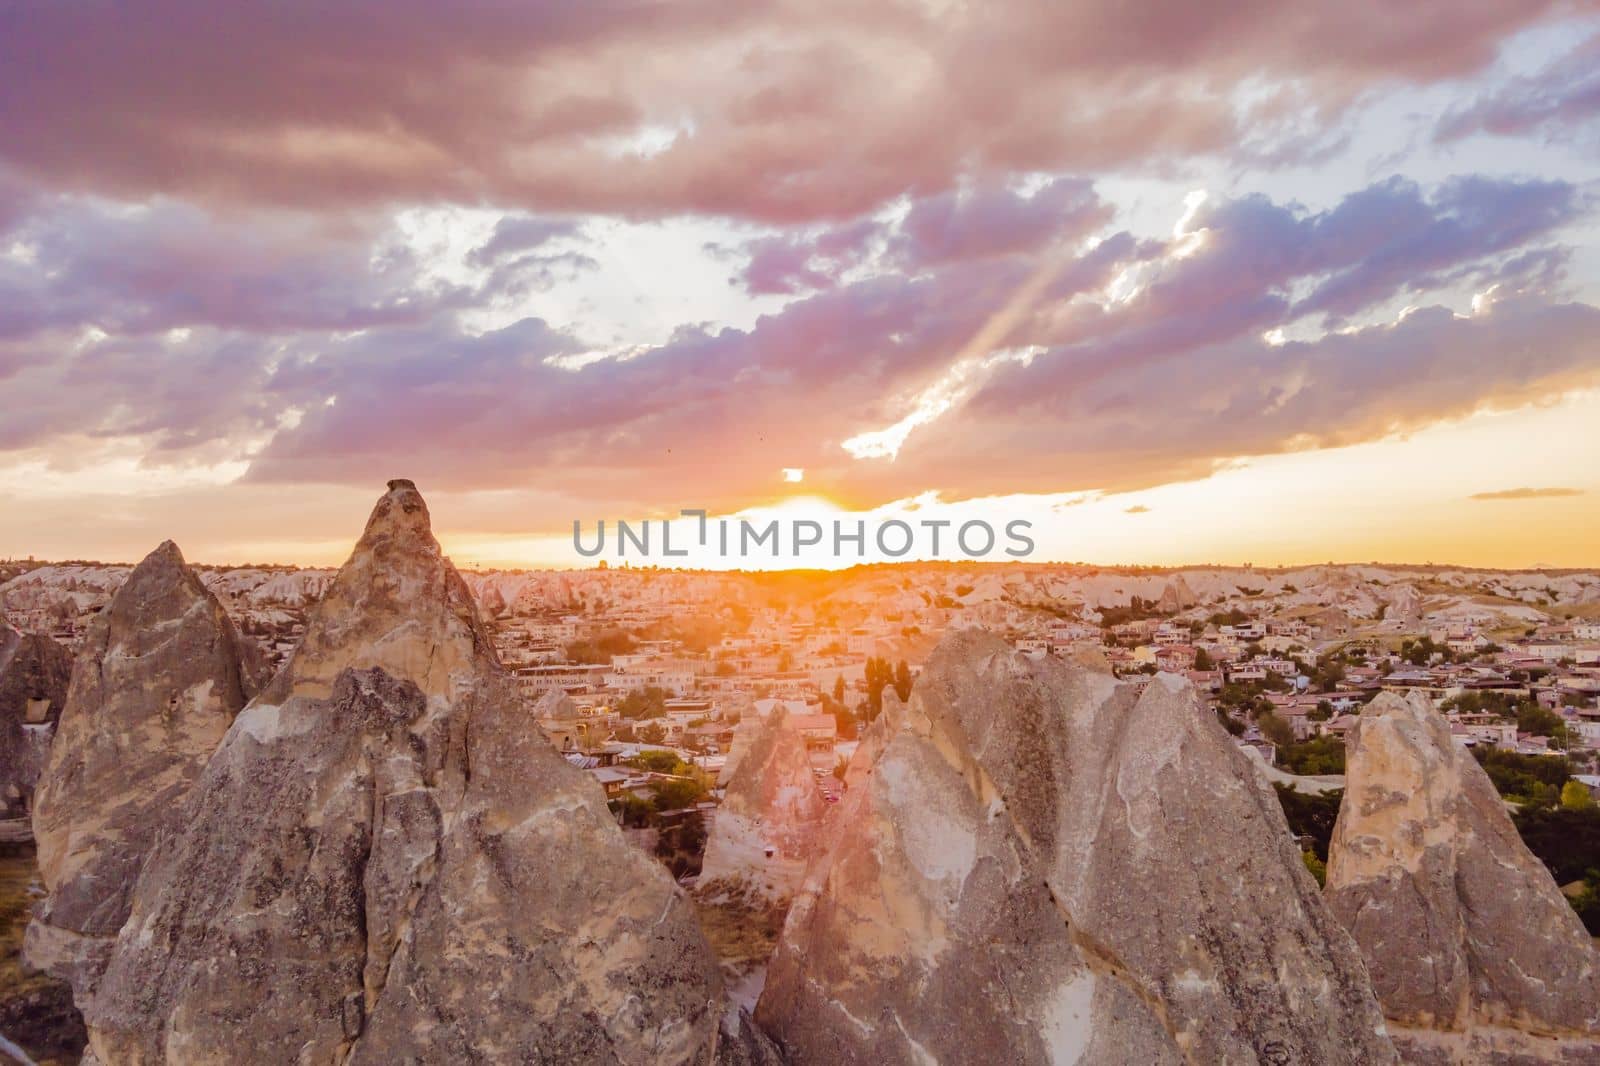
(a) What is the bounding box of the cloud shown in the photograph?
[891,179,1108,269]
[872,294,1600,502]
[0,2,1571,222]
[466,216,584,268]
[1469,486,1586,500]
[732,179,1110,295]
[0,196,481,340]
[0,168,1593,517]
[240,174,1599,508]
[1436,31,1600,149]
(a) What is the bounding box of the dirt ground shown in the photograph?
[0,843,86,1065]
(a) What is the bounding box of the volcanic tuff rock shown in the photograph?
[759,629,1396,1065]
[1156,574,1197,613]
[531,686,603,751]
[717,712,763,788]
[532,685,578,722]
[26,541,257,1000]
[759,666,1184,1064]
[839,688,905,793]
[81,480,724,1065]
[1326,691,1600,1064]
[0,616,73,813]
[699,708,827,904]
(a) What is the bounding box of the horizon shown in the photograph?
[10,547,1600,577]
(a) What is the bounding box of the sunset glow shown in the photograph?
[0,5,1597,569]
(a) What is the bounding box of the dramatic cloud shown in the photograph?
[0,198,466,340]
[0,1,1569,222]
[1470,487,1586,500]
[1,165,1592,515]
[4,3,1599,562]
[858,292,1600,505]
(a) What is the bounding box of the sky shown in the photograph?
[2,1,1599,570]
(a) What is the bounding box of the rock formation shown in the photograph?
[80,480,724,1064]
[27,541,258,1000]
[839,688,904,793]
[530,686,595,750]
[1326,691,1600,1063]
[759,684,1184,1064]
[759,629,1396,1065]
[0,616,73,813]
[717,708,763,787]
[699,708,826,904]
[1156,574,1197,614]
[532,685,577,722]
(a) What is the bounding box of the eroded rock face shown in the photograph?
[27,541,257,999]
[699,708,826,904]
[532,686,578,722]
[760,629,1396,1065]
[82,480,724,1065]
[1326,691,1600,1063]
[758,673,1183,1065]
[0,618,73,813]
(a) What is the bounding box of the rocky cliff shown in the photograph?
[699,708,826,905]
[79,480,724,1065]
[0,618,73,814]
[27,541,257,1000]
[759,629,1396,1065]
[1326,691,1600,1064]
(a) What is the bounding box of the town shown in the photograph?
[7,558,1599,855]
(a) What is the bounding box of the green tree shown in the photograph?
[1192,647,1214,671]
[864,656,892,720]
[616,686,668,720]
[1512,805,1600,883]
[565,628,638,664]
[832,675,846,703]
[1474,748,1571,806]
[651,776,706,811]
[1279,736,1347,776]
[1257,710,1294,750]
[893,660,913,701]
[608,793,654,827]
[1274,784,1344,861]
[629,750,689,774]
[1517,702,1572,749]
[1563,780,1596,811]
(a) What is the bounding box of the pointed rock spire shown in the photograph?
[760,629,1396,1064]
[256,477,494,708]
[699,707,827,904]
[0,613,73,813]
[758,651,1184,1064]
[82,481,724,1064]
[531,686,577,722]
[27,540,256,999]
[1326,691,1600,1061]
